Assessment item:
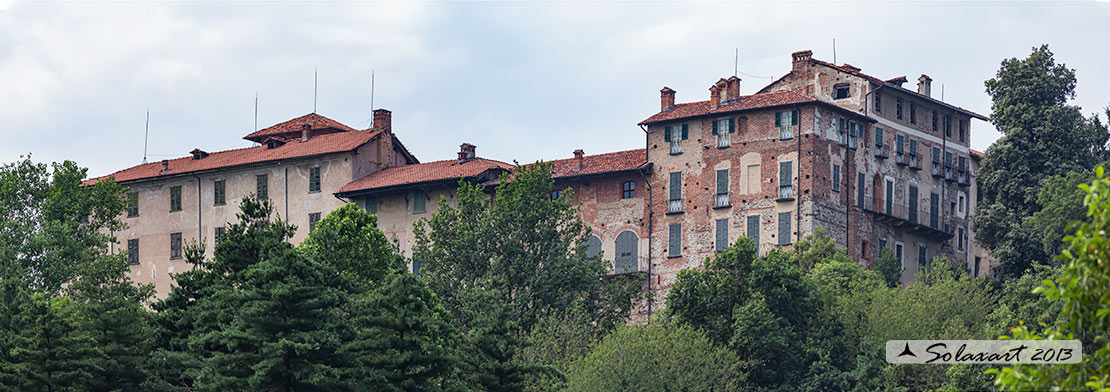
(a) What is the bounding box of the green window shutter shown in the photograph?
[716,169,728,194]
[932,147,940,163]
[875,127,883,145]
[896,134,904,153]
[747,215,760,245]
[849,122,857,137]
[778,212,792,245]
[664,126,671,142]
[413,191,426,213]
[857,172,866,208]
[728,118,735,133]
[779,161,792,187]
[908,139,916,155]
[839,118,845,134]
[792,110,799,125]
[945,152,953,167]
[715,219,729,251]
[775,112,781,127]
[668,223,682,257]
[712,120,719,135]
[681,124,688,140]
[669,172,681,200]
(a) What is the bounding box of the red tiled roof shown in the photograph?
[86,129,383,185]
[337,157,513,194]
[639,90,815,125]
[970,148,984,159]
[546,148,648,178]
[243,113,359,142]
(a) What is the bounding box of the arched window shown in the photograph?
[614,231,638,274]
[586,235,602,259]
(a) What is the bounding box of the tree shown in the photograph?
[1030,170,1093,259]
[299,203,403,286]
[565,321,744,391]
[871,247,901,288]
[975,45,1110,278]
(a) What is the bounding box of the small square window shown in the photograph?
[834,84,850,100]
[622,181,635,199]
[551,190,562,200]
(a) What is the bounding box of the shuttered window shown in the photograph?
[257,174,268,199]
[778,212,792,245]
[214,180,226,206]
[309,166,321,193]
[668,223,681,257]
[896,134,905,153]
[615,231,638,274]
[586,235,602,259]
[170,186,182,212]
[918,244,928,269]
[779,161,792,187]
[127,239,139,265]
[663,124,689,142]
[857,172,866,208]
[715,219,729,251]
[716,169,728,195]
[127,192,139,217]
[908,185,919,224]
[309,212,321,232]
[413,191,427,213]
[712,118,735,135]
[170,232,182,260]
[669,172,681,201]
[746,215,760,247]
[215,226,226,244]
[930,192,940,228]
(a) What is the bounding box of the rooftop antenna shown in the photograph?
[734,48,738,77]
[371,69,375,111]
[832,38,837,64]
[254,93,258,132]
[941,84,945,101]
[142,108,149,164]
[313,67,318,113]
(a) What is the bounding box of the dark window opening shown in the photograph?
[622,181,635,199]
[834,83,850,99]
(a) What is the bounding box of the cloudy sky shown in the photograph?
[2,1,1108,177]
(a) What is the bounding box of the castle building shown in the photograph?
[92,50,991,301]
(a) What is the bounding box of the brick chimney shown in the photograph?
[792,50,813,72]
[660,87,676,111]
[917,74,932,97]
[458,143,476,161]
[300,124,312,141]
[161,159,169,172]
[709,85,721,109]
[373,109,392,133]
[573,149,584,170]
[726,76,741,102]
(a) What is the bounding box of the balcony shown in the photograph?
[908,154,922,170]
[717,134,730,148]
[957,171,969,186]
[895,152,907,166]
[780,126,794,141]
[777,185,794,201]
[861,195,954,240]
[932,162,943,177]
[714,192,730,208]
[848,136,857,150]
[944,166,954,182]
[874,144,890,159]
[670,141,683,155]
[667,198,683,214]
[606,256,651,277]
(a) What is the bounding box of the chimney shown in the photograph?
[190,148,209,160]
[726,76,741,102]
[660,87,676,111]
[709,85,721,109]
[161,159,169,172]
[373,109,392,133]
[458,143,476,161]
[917,74,932,97]
[792,50,813,72]
[301,124,312,141]
[573,149,584,170]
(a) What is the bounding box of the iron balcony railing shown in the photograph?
[861,195,956,238]
[932,162,943,177]
[717,134,730,148]
[670,140,683,155]
[780,126,794,140]
[895,152,907,166]
[715,192,730,208]
[957,170,969,186]
[848,136,857,150]
[610,256,651,276]
[874,144,890,159]
[908,154,922,170]
[778,185,794,201]
[667,198,683,213]
[944,166,954,182]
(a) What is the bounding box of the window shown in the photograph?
[215,226,226,244]
[551,190,562,200]
[958,227,966,250]
[664,124,688,154]
[615,231,638,274]
[622,181,635,199]
[127,192,139,217]
[412,254,422,275]
[715,219,729,251]
[170,186,182,212]
[214,180,226,206]
[668,223,682,257]
[930,192,940,229]
[896,98,903,120]
[878,238,887,254]
[776,110,798,140]
[257,174,268,199]
[857,172,866,208]
[414,191,427,213]
[778,161,793,200]
[309,166,321,193]
[746,215,760,247]
[974,257,981,278]
[715,169,729,207]
[918,244,928,270]
[895,242,904,271]
[837,118,847,145]
[586,235,602,259]
[895,134,905,154]
[908,185,919,224]
[778,212,792,245]
[834,83,850,99]
[668,172,682,213]
[944,115,952,137]
[874,91,882,112]
[170,232,182,260]
[932,110,938,132]
[365,197,378,214]
[309,212,321,231]
[909,139,918,157]
[862,240,868,259]
[885,179,894,215]
[875,127,884,146]
[127,239,139,265]
[909,102,917,124]
[831,164,841,192]
[958,194,967,215]
[959,120,966,142]
[713,118,734,148]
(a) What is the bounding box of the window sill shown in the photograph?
[779,137,794,141]
[716,145,730,149]
[712,204,731,210]
[667,254,683,259]
[775,197,795,202]
[170,210,181,213]
[665,210,684,215]
[309,190,321,194]
[669,151,683,156]
[127,215,139,218]
[214,203,226,207]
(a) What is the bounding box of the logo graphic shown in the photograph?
[897,343,916,358]
[886,340,1082,364]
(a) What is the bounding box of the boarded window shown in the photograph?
[586,235,602,259]
[715,218,729,251]
[746,164,760,194]
[127,239,139,265]
[214,180,226,206]
[746,215,760,246]
[668,223,681,257]
[257,174,268,199]
[669,172,682,200]
[170,232,182,260]
[127,192,139,217]
[615,231,638,274]
[309,166,321,193]
[778,212,792,245]
[716,169,728,195]
[414,191,427,213]
[170,186,182,212]
[309,212,321,232]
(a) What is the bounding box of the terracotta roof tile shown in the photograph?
[86,129,383,185]
[337,157,513,194]
[546,148,648,178]
[639,90,815,125]
[243,113,358,142]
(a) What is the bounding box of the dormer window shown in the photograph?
[834,83,850,100]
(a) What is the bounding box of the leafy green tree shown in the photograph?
[299,203,403,285]
[872,247,901,288]
[975,45,1110,278]
[565,321,744,391]
[991,166,1110,390]
[0,292,100,391]
[1031,170,1093,259]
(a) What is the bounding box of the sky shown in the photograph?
[2,1,1109,178]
